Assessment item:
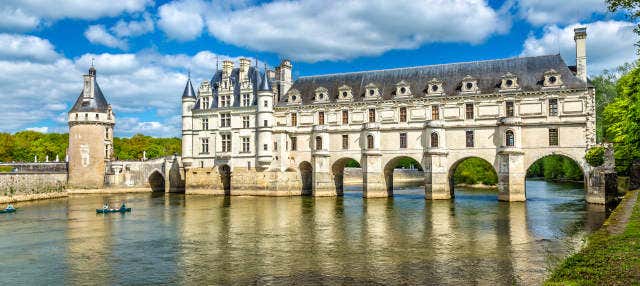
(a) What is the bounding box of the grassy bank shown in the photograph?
[545,190,640,285]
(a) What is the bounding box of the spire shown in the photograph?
[182,74,196,98]
[258,64,271,92]
[89,57,96,76]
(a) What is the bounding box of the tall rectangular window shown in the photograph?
[315,136,323,150]
[318,111,325,125]
[342,110,349,125]
[506,101,514,117]
[465,130,474,148]
[202,97,209,109]
[242,137,250,153]
[466,103,474,119]
[242,93,251,106]
[399,107,407,122]
[549,99,558,116]
[291,136,297,151]
[291,113,297,126]
[242,116,250,128]
[221,134,231,152]
[549,128,559,146]
[400,133,407,149]
[202,118,209,130]
[342,134,349,149]
[220,113,231,127]
[220,94,230,107]
[368,108,376,122]
[263,119,268,127]
[201,138,209,153]
[432,105,439,120]
[274,142,278,151]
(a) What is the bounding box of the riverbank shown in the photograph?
[455,183,497,190]
[545,189,640,285]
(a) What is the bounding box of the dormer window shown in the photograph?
[364,83,380,100]
[426,78,444,96]
[543,69,563,87]
[287,89,302,104]
[500,73,519,91]
[395,80,411,97]
[314,87,329,103]
[461,75,479,94]
[337,85,353,102]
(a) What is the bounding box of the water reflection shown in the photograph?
[0,180,605,285]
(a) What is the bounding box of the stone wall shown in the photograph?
[0,173,67,197]
[0,163,67,173]
[185,167,302,195]
[343,168,424,188]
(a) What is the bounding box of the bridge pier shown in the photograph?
[498,153,526,202]
[424,152,451,200]
[363,153,388,198]
[312,153,336,196]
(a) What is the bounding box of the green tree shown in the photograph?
[0,133,14,162]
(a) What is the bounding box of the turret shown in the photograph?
[67,65,115,189]
[256,66,274,168]
[181,74,196,167]
[277,59,292,101]
[574,27,587,82]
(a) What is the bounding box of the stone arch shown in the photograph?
[524,152,586,199]
[219,164,231,195]
[447,156,498,198]
[331,157,362,195]
[383,155,424,196]
[148,169,165,192]
[299,161,313,195]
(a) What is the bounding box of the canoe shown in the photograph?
[96,208,131,214]
[0,208,16,214]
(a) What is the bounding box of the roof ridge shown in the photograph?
[297,54,560,79]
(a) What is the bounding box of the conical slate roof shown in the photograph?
[69,75,109,113]
[258,69,271,91]
[182,78,196,98]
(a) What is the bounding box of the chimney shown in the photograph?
[222,60,234,77]
[82,67,95,99]
[574,27,587,82]
[239,58,250,80]
[278,59,292,98]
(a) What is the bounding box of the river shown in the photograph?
[0,179,606,285]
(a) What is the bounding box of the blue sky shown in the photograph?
[0,0,636,137]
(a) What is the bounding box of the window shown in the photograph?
[368,108,376,122]
[506,101,514,117]
[220,113,231,127]
[342,110,349,125]
[549,128,559,146]
[318,111,325,125]
[465,130,474,148]
[221,94,230,107]
[202,118,209,130]
[400,107,407,122]
[400,133,407,148]
[202,97,209,109]
[201,138,209,153]
[263,120,268,127]
[263,100,268,107]
[274,142,278,151]
[247,161,251,169]
[221,134,231,152]
[105,128,109,139]
[549,99,558,116]
[291,137,297,151]
[242,116,250,128]
[431,132,439,148]
[315,136,323,150]
[105,145,109,158]
[95,114,99,120]
[263,144,268,151]
[291,113,297,126]
[342,134,349,149]
[505,130,515,147]
[466,103,474,119]
[242,137,250,153]
[242,93,251,106]
[367,134,374,149]
[432,106,439,120]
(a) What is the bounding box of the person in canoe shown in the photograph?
[102,203,109,210]
[120,202,127,210]
[6,204,14,211]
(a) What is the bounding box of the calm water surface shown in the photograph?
[0,180,606,285]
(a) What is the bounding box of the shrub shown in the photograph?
[586,146,605,167]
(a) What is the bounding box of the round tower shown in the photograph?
[181,74,197,168]
[256,67,274,168]
[67,66,115,189]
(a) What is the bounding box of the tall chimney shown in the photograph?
[278,59,292,98]
[222,60,234,77]
[574,27,587,82]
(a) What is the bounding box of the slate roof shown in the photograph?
[278,54,587,105]
[182,78,196,98]
[202,66,271,109]
[69,78,110,113]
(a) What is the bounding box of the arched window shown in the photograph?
[430,132,439,148]
[315,136,323,150]
[367,134,374,149]
[505,130,515,147]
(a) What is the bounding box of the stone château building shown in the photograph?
[179,27,604,203]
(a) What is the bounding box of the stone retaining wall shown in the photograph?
[0,173,67,200]
[344,168,424,187]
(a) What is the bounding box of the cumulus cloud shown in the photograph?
[0,33,59,62]
[0,33,254,137]
[0,0,153,31]
[158,0,205,41]
[84,25,129,50]
[517,0,607,26]
[520,21,637,75]
[111,12,155,38]
[26,126,48,133]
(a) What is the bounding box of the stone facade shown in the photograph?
[0,173,67,197]
[180,27,606,203]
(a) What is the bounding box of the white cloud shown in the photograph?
[520,21,637,75]
[118,117,180,137]
[111,12,154,38]
[158,0,205,41]
[26,126,48,133]
[204,0,510,62]
[85,25,129,50]
[0,33,59,62]
[517,0,607,26]
[0,0,153,31]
